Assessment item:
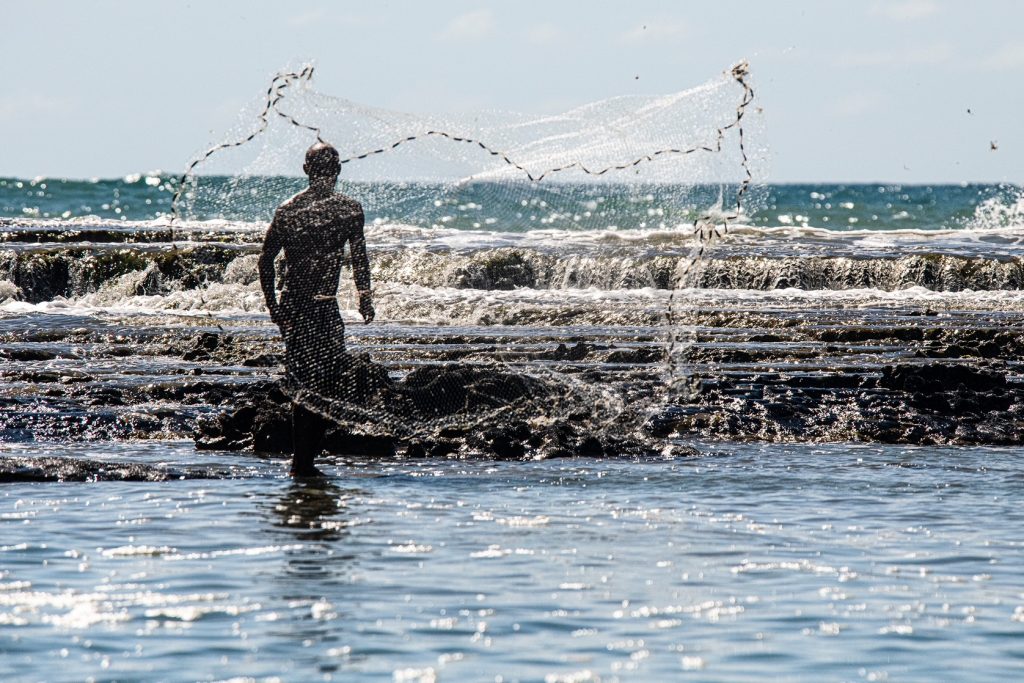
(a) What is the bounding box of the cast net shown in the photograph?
[174,61,765,457]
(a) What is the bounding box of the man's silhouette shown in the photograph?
[259,142,374,477]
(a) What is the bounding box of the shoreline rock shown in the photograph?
[5,323,1024,454]
[0,456,227,482]
[193,357,688,460]
[659,360,1024,446]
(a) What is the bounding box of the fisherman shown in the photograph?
[259,142,375,477]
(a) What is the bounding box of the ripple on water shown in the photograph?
[0,442,1022,681]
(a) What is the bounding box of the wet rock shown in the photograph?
[153,246,236,288]
[194,361,679,460]
[879,363,1007,393]
[540,341,594,361]
[195,381,290,452]
[644,406,697,437]
[183,332,226,361]
[196,332,222,351]
[59,372,93,384]
[252,407,292,453]
[405,438,460,459]
[747,333,787,343]
[922,328,1024,358]
[665,357,1024,446]
[143,380,240,405]
[85,386,125,406]
[471,421,534,459]
[16,370,62,383]
[399,365,537,417]
[0,348,60,362]
[788,374,862,389]
[0,456,223,482]
[605,347,663,364]
[180,331,278,368]
[9,253,70,303]
[196,386,396,457]
[819,326,925,344]
[243,353,283,367]
[453,249,537,290]
[118,411,173,435]
[323,430,396,457]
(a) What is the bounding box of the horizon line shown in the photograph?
[1,174,1020,187]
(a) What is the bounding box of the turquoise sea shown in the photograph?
[2,176,1020,232]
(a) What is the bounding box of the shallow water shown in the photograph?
[2,442,1022,682]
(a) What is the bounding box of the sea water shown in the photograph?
[1,179,1023,680]
[2,443,1022,681]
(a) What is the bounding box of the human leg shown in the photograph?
[291,402,326,477]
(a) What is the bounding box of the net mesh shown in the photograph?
[171,61,765,467]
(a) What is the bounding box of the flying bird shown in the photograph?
[990,140,998,151]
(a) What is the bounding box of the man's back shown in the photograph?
[269,189,365,303]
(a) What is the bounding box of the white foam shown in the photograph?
[7,214,1024,258]
[6,280,1024,327]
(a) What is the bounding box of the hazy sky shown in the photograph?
[3,0,1021,182]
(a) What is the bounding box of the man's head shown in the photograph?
[303,142,341,183]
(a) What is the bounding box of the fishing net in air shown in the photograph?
[173,61,765,457]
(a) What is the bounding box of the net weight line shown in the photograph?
[169,61,755,223]
[654,61,755,396]
[336,63,753,183]
[166,66,324,326]
[169,65,322,227]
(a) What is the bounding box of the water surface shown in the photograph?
[2,442,1022,681]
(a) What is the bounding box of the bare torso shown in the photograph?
[259,188,373,329]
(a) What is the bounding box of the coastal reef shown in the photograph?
[3,310,1024,461]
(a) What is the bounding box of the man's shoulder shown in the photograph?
[332,193,363,214]
[327,194,364,226]
[273,191,306,217]
[272,190,362,222]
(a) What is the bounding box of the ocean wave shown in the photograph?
[6,215,1024,253]
[3,240,1024,307]
[5,282,1024,329]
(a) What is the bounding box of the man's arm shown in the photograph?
[259,216,284,325]
[350,209,375,323]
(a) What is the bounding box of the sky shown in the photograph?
[2,0,1022,183]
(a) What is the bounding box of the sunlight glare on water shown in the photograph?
[1,442,1022,681]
